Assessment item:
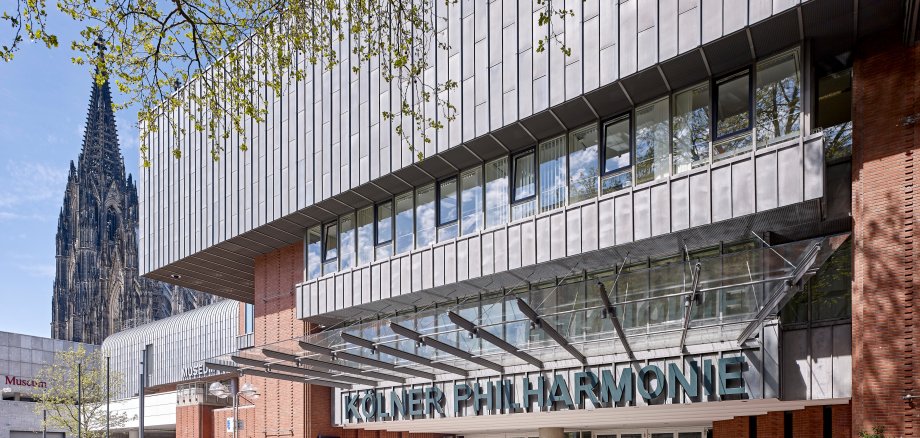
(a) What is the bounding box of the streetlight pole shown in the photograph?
[106,355,110,438]
[77,362,82,438]
[231,379,239,438]
[139,352,145,438]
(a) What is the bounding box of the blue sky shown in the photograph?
[0,8,141,337]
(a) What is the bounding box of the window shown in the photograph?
[602,116,632,194]
[460,167,483,235]
[672,83,711,173]
[339,214,356,270]
[438,178,459,241]
[376,201,393,259]
[817,67,852,162]
[356,206,374,265]
[415,184,436,247]
[714,71,753,160]
[243,303,254,334]
[322,222,338,275]
[395,192,414,254]
[538,136,567,212]
[306,226,322,280]
[568,125,599,203]
[484,157,509,228]
[635,98,670,185]
[755,49,801,147]
[511,151,536,220]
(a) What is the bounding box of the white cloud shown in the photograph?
[0,161,68,210]
[15,263,56,279]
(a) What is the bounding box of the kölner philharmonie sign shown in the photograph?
[341,356,746,423]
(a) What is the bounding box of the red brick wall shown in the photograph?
[852,31,920,437]
[713,416,748,438]
[756,411,784,438]
[176,404,215,438]
[792,406,824,438]
[833,404,852,438]
[712,404,850,438]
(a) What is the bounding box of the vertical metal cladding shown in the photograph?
[140,1,805,277]
[101,300,240,400]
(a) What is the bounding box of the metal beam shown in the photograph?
[447,311,543,369]
[597,282,636,362]
[205,361,352,389]
[736,242,822,345]
[230,355,377,386]
[678,262,703,352]
[298,341,436,380]
[340,333,468,377]
[261,348,406,384]
[515,298,587,364]
[389,322,504,373]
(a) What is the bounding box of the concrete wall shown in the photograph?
[0,401,69,438]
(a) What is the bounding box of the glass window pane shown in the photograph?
[415,184,436,247]
[513,152,536,201]
[377,201,393,244]
[755,50,801,147]
[716,72,751,138]
[439,179,458,225]
[635,98,670,185]
[357,207,374,265]
[339,214,356,270]
[484,157,509,228]
[604,118,631,174]
[811,239,852,321]
[323,223,338,260]
[539,136,567,212]
[460,167,483,235]
[394,192,414,254]
[306,226,322,280]
[672,83,711,173]
[568,126,599,203]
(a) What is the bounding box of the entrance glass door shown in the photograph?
[592,428,708,438]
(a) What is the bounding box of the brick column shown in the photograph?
[176,404,215,438]
[852,31,920,437]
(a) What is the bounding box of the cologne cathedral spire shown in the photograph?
[52,56,216,344]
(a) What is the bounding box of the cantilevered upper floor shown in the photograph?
[139,0,900,304]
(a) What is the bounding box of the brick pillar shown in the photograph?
[712,416,748,438]
[852,31,920,437]
[756,411,785,438]
[176,404,215,438]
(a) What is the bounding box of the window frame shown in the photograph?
[566,123,601,204]
[671,81,713,174]
[600,113,633,177]
[510,147,538,203]
[321,221,338,262]
[374,200,394,246]
[712,67,754,141]
[436,177,459,226]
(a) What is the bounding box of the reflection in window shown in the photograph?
[394,192,414,254]
[438,179,459,241]
[244,303,254,333]
[755,49,801,147]
[782,239,852,324]
[356,206,374,265]
[635,98,670,185]
[817,67,853,162]
[672,83,711,173]
[512,151,536,220]
[568,126,599,203]
[714,72,752,161]
[460,167,483,235]
[415,184,436,247]
[720,241,760,320]
[306,226,322,280]
[376,201,393,259]
[539,136,567,212]
[648,256,684,327]
[484,157,509,228]
[322,222,338,275]
[602,116,632,194]
[339,214,356,270]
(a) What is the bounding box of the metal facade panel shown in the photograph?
[422,249,434,290]
[781,329,809,400]
[762,323,781,398]
[742,348,764,400]
[711,164,732,222]
[722,0,748,34]
[633,188,651,240]
[584,16,601,92]
[381,261,392,300]
[636,0,658,70]
[773,0,799,14]
[412,253,423,292]
[700,0,722,44]
[659,0,679,61]
[445,242,458,284]
[482,232,495,276]
[494,228,509,272]
[566,208,582,256]
[599,198,616,248]
[671,176,690,231]
[361,267,372,305]
[522,221,537,266]
[370,264,381,302]
[777,145,805,206]
[756,152,779,211]
[536,216,551,263]
[457,239,470,281]
[804,138,825,200]
[731,159,755,217]
[811,325,834,399]
[619,0,638,76]
[469,235,482,278]
[677,5,700,54]
[650,183,670,236]
[750,0,773,23]
[614,194,633,244]
[508,225,523,269]
[581,203,599,251]
[343,273,354,310]
[433,246,446,287]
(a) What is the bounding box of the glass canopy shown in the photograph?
[207,234,849,390]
